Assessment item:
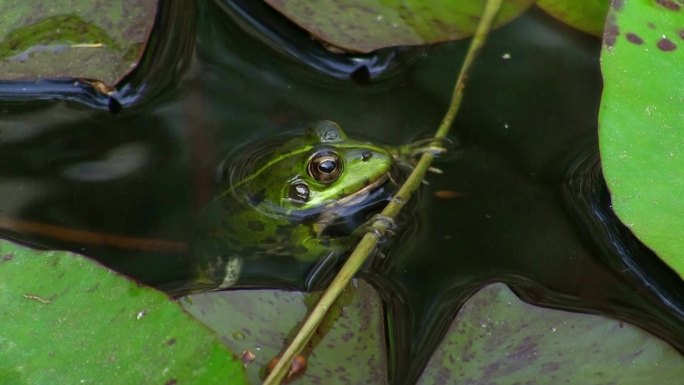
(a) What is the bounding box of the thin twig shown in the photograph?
[263,0,504,383]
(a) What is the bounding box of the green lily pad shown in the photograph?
[418,284,684,384]
[263,0,534,53]
[537,0,610,36]
[598,0,684,277]
[181,280,387,384]
[0,1,158,85]
[0,239,247,385]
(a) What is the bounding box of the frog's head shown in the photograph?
[228,121,395,218]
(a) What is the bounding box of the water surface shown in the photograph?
[0,2,681,383]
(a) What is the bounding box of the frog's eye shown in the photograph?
[288,182,310,203]
[308,151,343,183]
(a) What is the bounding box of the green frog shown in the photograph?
[185,120,411,294]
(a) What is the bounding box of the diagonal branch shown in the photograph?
[263,0,504,383]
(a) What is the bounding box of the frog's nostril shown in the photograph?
[361,151,372,161]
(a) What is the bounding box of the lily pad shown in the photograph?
[0,0,158,85]
[0,239,246,385]
[537,0,610,36]
[181,280,387,384]
[598,0,684,277]
[263,0,534,53]
[418,284,684,384]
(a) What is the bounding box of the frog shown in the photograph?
[182,120,411,294]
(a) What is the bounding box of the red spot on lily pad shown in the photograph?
[626,33,644,44]
[657,38,677,51]
[604,15,620,47]
[655,0,681,10]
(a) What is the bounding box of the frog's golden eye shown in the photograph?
[308,151,343,183]
[288,182,310,203]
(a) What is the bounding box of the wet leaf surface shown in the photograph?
[182,280,387,384]
[183,280,684,384]
[0,0,158,85]
[418,283,684,384]
[599,0,684,277]
[263,0,534,53]
[537,0,610,36]
[0,239,246,385]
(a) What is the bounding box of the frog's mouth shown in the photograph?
[291,162,407,230]
[323,160,410,213]
[313,169,402,238]
[324,172,390,211]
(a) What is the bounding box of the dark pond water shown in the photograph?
[0,1,682,383]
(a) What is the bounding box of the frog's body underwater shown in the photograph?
[183,120,411,294]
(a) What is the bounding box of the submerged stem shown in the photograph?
[263,0,504,383]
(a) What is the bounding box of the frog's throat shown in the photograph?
[323,172,389,210]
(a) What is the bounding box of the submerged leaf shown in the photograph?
[264,0,534,53]
[599,0,684,277]
[0,0,158,85]
[0,239,247,385]
[418,284,684,383]
[182,280,387,384]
